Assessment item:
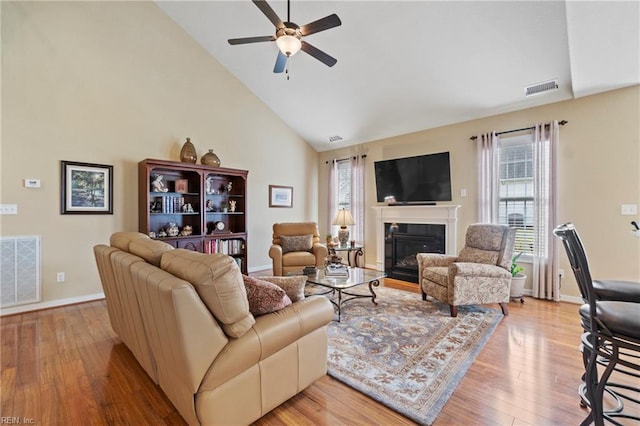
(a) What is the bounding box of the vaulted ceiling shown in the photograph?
[157,1,640,152]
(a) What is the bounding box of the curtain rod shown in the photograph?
[469,120,567,140]
[325,154,367,164]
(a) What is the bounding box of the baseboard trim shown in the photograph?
[0,292,106,316]
[248,264,272,274]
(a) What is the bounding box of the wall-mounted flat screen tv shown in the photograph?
[374,152,452,203]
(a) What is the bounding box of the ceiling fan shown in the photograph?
[228,0,342,73]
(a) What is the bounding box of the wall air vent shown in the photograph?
[328,135,343,143]
[524,79,559,97]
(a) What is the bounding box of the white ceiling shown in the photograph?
[156,1,640,152]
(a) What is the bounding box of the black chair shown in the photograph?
[553,223,640,426]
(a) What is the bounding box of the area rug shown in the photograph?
[324,286,502,425]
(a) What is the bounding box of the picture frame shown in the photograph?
[269,185,293,208]
[61,161,113,214]
[174,179,188,194]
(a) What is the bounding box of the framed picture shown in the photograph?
[175,179,188,193]
[269,185,293,208]
[61,161,113,214]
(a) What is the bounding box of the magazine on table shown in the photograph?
[325,263,349,276]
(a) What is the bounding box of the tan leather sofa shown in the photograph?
[269,222,328,276]
[94,232,333,425]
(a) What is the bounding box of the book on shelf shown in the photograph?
[325,264,348,276]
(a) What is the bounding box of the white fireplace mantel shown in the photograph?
[372,205,461,271]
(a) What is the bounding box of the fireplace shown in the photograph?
[385,223,445,282]
[373,204,460,283]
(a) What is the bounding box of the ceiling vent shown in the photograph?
[524,79,559,97]
[328,135,343,143]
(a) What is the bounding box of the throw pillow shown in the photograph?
[279,234,313,254]
[255,275,307,302]
[242,275,292,316]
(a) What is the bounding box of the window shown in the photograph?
[336,158,351,212]
[498,134,535,255]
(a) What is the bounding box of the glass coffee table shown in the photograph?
[302,267,386,321]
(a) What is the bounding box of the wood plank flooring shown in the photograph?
[1,277,636,425]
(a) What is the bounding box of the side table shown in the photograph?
[328,244,364,267]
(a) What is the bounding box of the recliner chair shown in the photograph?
[417,223,515,317]
[269,222,328,276]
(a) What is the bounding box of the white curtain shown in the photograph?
[350,155,365,244]
[532,121,560,300]
[477,132,499,223]
[327,160,338,236]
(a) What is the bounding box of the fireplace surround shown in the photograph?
[373,205,460,282]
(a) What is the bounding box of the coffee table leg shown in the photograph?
[337,289,343,322]
[369,279,380,305]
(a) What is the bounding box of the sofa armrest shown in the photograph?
[200,297,333,390]
[450,262,511,278]
[417,253,457,269]
[311,243,328,264]
[269,244,283,275]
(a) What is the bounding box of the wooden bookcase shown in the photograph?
[138,159,248,273]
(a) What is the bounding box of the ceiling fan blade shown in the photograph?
[300,14,342,36]
[301,41,337,67]
[273,51,287,73]
[228,35,276,45]
[252,0,284,29]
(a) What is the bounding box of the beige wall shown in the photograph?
[2,2,638,312]
[319,85,640,299]
[1,2,318,311]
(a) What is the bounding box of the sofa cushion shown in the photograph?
[129,238,174,267]
[243,276,292,315]
[255,275,307,302]
[110,232,150,251]
[280,234,313,254]
[282,251,317,266]
[160,249,255,338]
[457,246,499,265]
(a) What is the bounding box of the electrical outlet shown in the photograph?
[56,272,65,283]
[0,204,18,215]
[559,269,565,279]
[621,204,638,215]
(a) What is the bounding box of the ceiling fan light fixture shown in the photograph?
[276,35,302,57]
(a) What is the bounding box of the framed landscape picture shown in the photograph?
[61,161,113,214]
[269,185,293,208]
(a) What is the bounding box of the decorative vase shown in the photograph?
[201,149,221,167]
[180,137,197,163]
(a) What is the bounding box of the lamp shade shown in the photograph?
[276,35,302,57]
[332,209,355,227]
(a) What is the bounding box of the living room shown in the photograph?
[2,1,639,424]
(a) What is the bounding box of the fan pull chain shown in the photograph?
[285,58,291,80]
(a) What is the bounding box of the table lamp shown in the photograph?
[332,208,355,246]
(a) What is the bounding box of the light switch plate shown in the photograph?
[621,204,638,215]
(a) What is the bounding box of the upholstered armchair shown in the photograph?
[417,223,515,317]
[269,222,328,276]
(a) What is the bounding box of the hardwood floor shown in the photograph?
[1,278,635,425]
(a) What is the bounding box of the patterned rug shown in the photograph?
[323,286,502,425]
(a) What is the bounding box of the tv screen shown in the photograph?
[374,152,452,203]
